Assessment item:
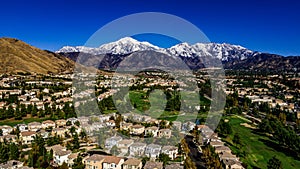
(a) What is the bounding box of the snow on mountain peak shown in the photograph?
[56,37,258,61]
[98,37,161,55]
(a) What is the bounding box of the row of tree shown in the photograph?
[259,116,300,158]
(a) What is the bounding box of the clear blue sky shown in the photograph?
[0,0,300,56]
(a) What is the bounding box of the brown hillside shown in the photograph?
[0,37,74,74]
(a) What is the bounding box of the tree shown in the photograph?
[115,114,123,128]
[9,143,19,160]
[159,120,168,129]
[71,133,80,150]
[72,156,85,169]
[267,156,283,169]
[233,133,242,146]
[217,119,232,136]
[14,106,22,120]
[141,156,150,166]
[0,142,9,163]
[75,121,80,127]
[79,130,87,141]
[158,153,170,167]
[110,145,120,156]
[31,104,38,117]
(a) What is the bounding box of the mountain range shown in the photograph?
[0,37,298,74]
[57,37,300,72]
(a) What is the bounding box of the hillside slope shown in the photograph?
[0,38,73,74]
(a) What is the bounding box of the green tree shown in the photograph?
[233,133,242,146]
[9,143,19,160]
[158,153,170,167]
[141,156,150,166]
[110,145,120,156]
[72,156,85,169]
[267,156,283,169]
[72,133,80,150]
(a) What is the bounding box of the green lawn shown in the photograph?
[223,116,300,169]
[128,90,209,122]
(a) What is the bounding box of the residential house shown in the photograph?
[105,136,122,149]
[122,158,142,169]
[218,152,239,161]
[209,141,224,147]
[106,120,116,128]
[67,118,78,125]
[0,134,17,143]
[171,121,182,131]
[67,153,79,168]
[55,119,67,128]
[28,122,42,132]
[145,144,161,159]
[102,156,124,169]
[144,126,158,137]
[83,154,106,169]
[98,115,110,123]
[158,129,172,138]
[20,131,36,144]
[0,160,25,169]
[0,125,13,135]
[15,124,28,132]
[161,146,178,160]
[165,164,184,169]
[52,128,67,138]
[143,161,163,169]
[116,139,134,154]
[129,142,146,156]
[130,125,145,135]
[215,146,232,154]
[222,159,244,169]
[54,149,72,166]
[181,121,196,132]
[120,122,133,131]
[42,120,56,129]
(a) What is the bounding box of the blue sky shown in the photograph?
[0,0,300,56]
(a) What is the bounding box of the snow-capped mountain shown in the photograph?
[99,37,161,55]
[57,37,300,71]
[57,37,258,62]
[57,37,161,55]
[168,42,258,61]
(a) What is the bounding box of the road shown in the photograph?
[185,135,206,169]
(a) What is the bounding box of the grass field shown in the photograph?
[128,90,209,122]
[223,116,300,169]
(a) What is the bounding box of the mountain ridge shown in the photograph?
[56,37,259,62]
[0,37,74,74]
[57,37,300,71]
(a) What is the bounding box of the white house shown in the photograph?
[161,146,178,160]
[105,136,122,149]
[145,144,161,159]
[144,126,158,137]
[54,149,72,166]
[129,142,146,156]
